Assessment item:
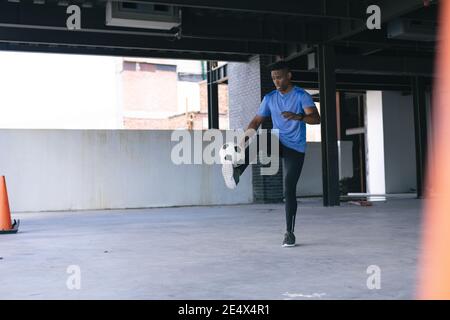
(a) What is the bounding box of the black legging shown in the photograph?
[281,146,305,233]
[236,135,305,233]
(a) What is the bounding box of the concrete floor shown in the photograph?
[0,198,423,300]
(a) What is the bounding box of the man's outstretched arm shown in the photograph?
[246,114,266,131]
[240,114,267,147]
[282,106,321,125]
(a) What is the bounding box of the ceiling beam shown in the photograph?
[0,43,250,61]
[306,52,434,76]
[294,81,412,91]
[340,27,436,51]
[0,26,283,56]
[292,71,419,86]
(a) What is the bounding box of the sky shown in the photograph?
[0,52,122,129]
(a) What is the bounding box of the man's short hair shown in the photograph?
[269,60,290,72]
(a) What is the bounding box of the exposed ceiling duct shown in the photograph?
[106,1,181,30]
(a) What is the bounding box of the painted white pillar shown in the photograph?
[365,91,386,201]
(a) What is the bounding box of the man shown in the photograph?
[222,60,321,247]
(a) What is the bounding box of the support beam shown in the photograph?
[206,61,219,129]
[412,76,428,198]
[307,52,434,76]
[294,81,412,92]
[0,26,282,56]
[318,45,340,206]
[291,71,429,95]
[293,72,412,84]
[334,55,434,76]
[0,42,250,62]
[342,28,436,52]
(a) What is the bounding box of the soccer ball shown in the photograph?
[219,143,245,164]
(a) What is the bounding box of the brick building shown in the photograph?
[119,58,229,130]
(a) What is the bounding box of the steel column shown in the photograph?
[318,44,340,206]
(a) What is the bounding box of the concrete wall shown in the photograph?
[382,91,417,194]
[0,128,359,212]
[0,130,253,213]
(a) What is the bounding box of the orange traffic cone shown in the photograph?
[0,176,19,234]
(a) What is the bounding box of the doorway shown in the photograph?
[338,92,367,195]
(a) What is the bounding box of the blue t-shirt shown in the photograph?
[257,86,315,153]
